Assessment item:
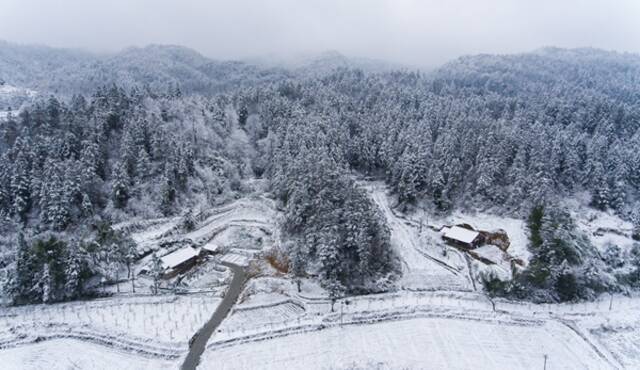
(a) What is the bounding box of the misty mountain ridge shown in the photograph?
[248,49,409,75]
[2,40,640,101]
[0,41,400,98]
[435,47,640,103]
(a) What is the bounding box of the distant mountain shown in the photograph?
[4,40,638,105]
[433,47,640,103]
[250,50,407,75]
[0,41,291,96]
[0,42,407,98]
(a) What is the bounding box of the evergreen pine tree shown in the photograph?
[81,193,93,216]
[64,255,81,299]
[11,156,31,223]
[289,241,306,293]
[50,172,71,231]
[120,131,138,178]
[111,161,130,208]
[159,171,176,216]
[590,162,610,210]
[181,209,196,231]
[135,148,152,182]
[631,207,640,241]
[0,155,10,212]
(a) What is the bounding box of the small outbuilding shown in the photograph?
[201,242,220,255]
[160,246,201,277]
[441,226,483,249]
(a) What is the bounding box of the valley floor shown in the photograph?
[1,181,639,369]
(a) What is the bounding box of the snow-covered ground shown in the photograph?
[0,197,275,359]
[0,293,222,353]
[590,322,640,368]
[0,84,37,98]
[469,245,513,281]
[0,83,37,117]
[1,339,176,370]
[0,109,19,120]
[565,194,637,254]
[127,216,182,251]
[180,197,274,245]
[362,181,539,289]
[200,317,607,370]
[199,284,640,369]
[129,196,276,259]
[193,182,640,369]
[3,184,640,369]
[0,194,279,366]
[364,182,473,292]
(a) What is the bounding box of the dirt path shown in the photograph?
[180,262,246,370]
[364,183,465,277]
[357,181,477,291]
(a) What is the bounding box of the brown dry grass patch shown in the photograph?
[264,248,290,274]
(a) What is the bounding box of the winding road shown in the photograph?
[180,262,247,370]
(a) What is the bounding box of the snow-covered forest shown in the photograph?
[1,44,640,309]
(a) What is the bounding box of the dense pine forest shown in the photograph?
[1,45,640,304]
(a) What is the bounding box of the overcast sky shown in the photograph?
[1,0,639,67]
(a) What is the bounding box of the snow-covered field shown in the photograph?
[0,293,222,353]
[199,284,640,369]
[591,323,640,368]
[200,317,608,370]
[1,339,176,370]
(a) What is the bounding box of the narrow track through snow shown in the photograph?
[363,182,472,291]
[180,262,247,370]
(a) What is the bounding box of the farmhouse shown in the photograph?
[441,226,483,249]
[160,246,201,277]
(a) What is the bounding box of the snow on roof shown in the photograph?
[160,247,199,269]
[220,253,249,267]
[442,226,480,244]
[473,245,506,265]
[202,243,219,253]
